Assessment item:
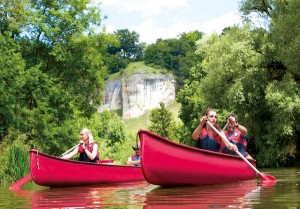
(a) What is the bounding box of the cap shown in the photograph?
[132,142,140,150]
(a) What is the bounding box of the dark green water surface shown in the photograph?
[1,167,299,208]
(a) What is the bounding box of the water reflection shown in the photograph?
[15,181,151,208]
[12,180,273,208]
[144,180,262,208]
[5,167,300,208]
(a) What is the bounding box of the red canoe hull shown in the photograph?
[138,130,257,186]
[30,149,145,187]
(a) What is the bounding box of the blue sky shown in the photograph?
[98,0,243,44]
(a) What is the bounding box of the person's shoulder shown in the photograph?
[91,141,99,146]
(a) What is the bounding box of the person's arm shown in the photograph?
[192,116,206,140]
[83,143,98,160]
[228,115,248,137]
[127,156,140,166]
[220,130,238,151]
[60,147,79,159]
[236,124,247,137]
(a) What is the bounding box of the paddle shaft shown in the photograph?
[58,143,81,158]
[222,122,228,130]
[206,121,261,174]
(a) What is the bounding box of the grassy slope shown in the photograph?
[124,102,182,136]
[108,61,168,80]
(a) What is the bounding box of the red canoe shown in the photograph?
[138,130,257,186]
[30,149,145,187]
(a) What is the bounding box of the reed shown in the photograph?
[6,142,30,181]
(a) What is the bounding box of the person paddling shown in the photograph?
[61,128,100,163]
[222,114,253,159]
[192,108,237,152]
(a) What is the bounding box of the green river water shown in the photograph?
[0,167,299,208]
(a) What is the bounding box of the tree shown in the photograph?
[239,0,300,166]
[0,0,108,154]
[105,29,145,73]
[144,31,204,87]
[0,35,25,140]
[97,111,126,146]
[148,102,174,139]
[109,29,145,60]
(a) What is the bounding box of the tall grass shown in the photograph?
[5,141,30,181]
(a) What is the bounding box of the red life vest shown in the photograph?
[222,130,247,156]
[78,142,100,163]
[198,127,223,152]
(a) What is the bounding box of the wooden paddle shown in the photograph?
[9,143,81,191]
[58,143,81,158]
[206,120,277,182]
[9,173,32,191]
[222,122,228,130]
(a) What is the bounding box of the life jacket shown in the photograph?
[197,127,223,152]
[222,130,247,156]
[131,155,141,167]
[78,142,100,163]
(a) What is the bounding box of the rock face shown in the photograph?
[98,74,176,120]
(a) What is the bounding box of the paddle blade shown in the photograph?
[9,174,31,191]
[258,173,277,181]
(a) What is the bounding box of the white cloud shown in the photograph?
[199,11,242,34]
[130,11,242,44]
[98,0,242,44]
[101,0,190,17]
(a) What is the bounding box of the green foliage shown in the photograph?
[105,29,146,73]
[97,111,126,146]
[144,31,204,87]
[0,34,26,140]
[106,54,130,74]
[148,102,174,139]
[111,29,145,61]
[0,0,108,156]
[260,74,300,166]
[270,0,300,78]
[237,0,300,166]
[101,136,138,165]
[4,139,30,181]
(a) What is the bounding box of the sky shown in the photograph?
[98,0,243,44]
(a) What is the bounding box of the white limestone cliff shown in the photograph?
[98,73,176,120]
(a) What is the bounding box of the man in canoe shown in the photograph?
[192,108,237,153]
[60,128,100,163]
[127,142,141,166]
[222,114,251,158]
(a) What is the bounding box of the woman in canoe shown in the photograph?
[61,128,100,163]
[192,108,237,152]
[222,114,253,159]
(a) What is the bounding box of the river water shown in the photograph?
[0,167,299,208]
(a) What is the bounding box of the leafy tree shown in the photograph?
[0,0,108,155]
[97,111,126,146]
[239,0,300,166]
[105,29,145,73]
[106,54,130,74]
[0,35,25,140]
[144,31,204,87]
[148,102,174,139]
[112,29,145,60]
